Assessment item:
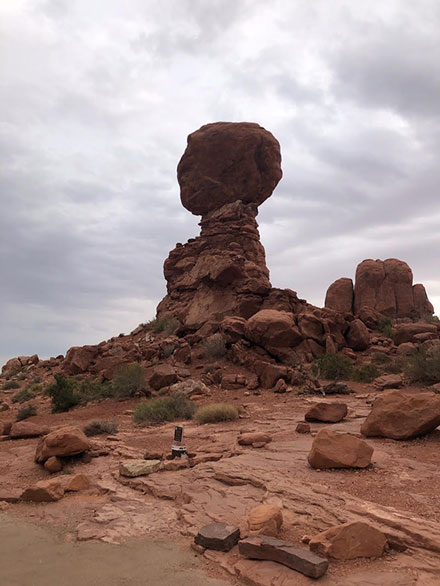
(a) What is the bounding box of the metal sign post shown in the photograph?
[171,425,187,458]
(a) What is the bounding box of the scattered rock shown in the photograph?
[65,473,90,492]
[35,426,90,463]
[169,379,209,397]
[361,390,440,439]
[44,456,63,473]
[309,521,387,560]
[221,373,247,390]
[21,479,64,502]
[308,429,373,469]
[304,402,348,423]
[119,459,161,477]
[147,364,178,390]
[373,374,404,390]
[238,535,328,579]
[9,421,48,439]
[296,422,311,434]
[0,421,13,436]
[238,432,272,447]
[248,504,283,537]
[194,522,240,552]
[0,401,10,412]
[273,379,287,394]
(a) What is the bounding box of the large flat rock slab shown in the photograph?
[239,535,328,579]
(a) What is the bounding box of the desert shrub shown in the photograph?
[146,316,179,335]
[422,313,440,324]
[201,334,227,360]
[162,343,175,358]
[77,379,114,404]
[12,386,37,403]
[45,374,80,413]
[112,363,146,398]
[377,317,394,338]
[371,351,391,365]
[195,403,239,424]
[83,420,118,436]
[383,358,405,374]
[16,372,26,380]
[16,404,37,421]
[352,364,381,383]
[405,348,440,385]
[2,381,20,390]
[312,354,353,380]
[133,393,195,424]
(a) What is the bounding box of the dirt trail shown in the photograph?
[0,513,235,586]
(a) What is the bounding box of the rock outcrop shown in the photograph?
[325,258,434,319]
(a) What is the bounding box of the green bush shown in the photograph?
[377,317,394,338]
[195,403,239,424]
[352,364,381,383]
[421,313,440,324]
[12,386,37,403]
[133,393,195,424]
[83,420,118,436]
[405,348,440,385]
[383,358,404,374]
[77,379,114,404]
[146,316,179,335]
[162,343,175,358]
[2,381,20,390]
[16,404,37,421]
[201,334,227,360]
[45,374,80,413]
[371,351,391,365]
[112,363,146,398]
[312,354,353,380]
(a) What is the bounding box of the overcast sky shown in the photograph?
[1,0,439,367]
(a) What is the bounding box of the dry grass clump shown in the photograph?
[195,403,239,424]
[16,404,37,421]
[201,334,227,360]
[83,420,118,436]
[133,393,195,425]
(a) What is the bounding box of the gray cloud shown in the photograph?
[1,0,440,367]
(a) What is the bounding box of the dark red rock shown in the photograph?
[325,278,354,313]
[178,122,282,216]
[296,422,311,434]
[194,522,240,551]
[346,318,370,351]
[305,402,348,423]
[146,364,177,390]
[238,535,328,579]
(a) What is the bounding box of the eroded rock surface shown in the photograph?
[308,429,373,469]
[309,521,387,560]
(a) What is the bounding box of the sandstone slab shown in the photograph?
[361,390,440,439]
[308,428,373,469]
[373,374,404,390]
[65,473,91,491]
[9,421,48,439]
[119,459,161,478]
[194,522,240,552]
[309,521,387,560]
[239,535,328,579]
[21,479,64,502]
[305,402,348,423]
[238,432,272,447]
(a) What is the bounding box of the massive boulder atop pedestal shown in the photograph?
[178,122,282,216]
[157,122,284,329]
[325,258,434,319]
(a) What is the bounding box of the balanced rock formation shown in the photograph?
[325,258,433,319]
[35,426,90,463]
[157,122,282,329]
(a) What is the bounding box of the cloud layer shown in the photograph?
[1,0,439,366]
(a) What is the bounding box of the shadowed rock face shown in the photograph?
[325,258,433,318]
[157,122,283,328]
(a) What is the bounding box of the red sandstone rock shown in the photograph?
[63,346,98,375]
[309,521,387,560]
[373,374,403,390]
[305,402,348,423]
[245,309,303,353]
[178,122,282,216]
[146,364,177,390]
[308,429,373,469]
[9,421,48,439]
[413,283,434,316]
[393,323,438,345]
[35,426,90,463]
[247,504,283,537]
[325,278,353,313]
[44,456,63,473]
[238,432,272,447]
[361,390,440,439]
[21,479,64,502]
[346,318,370,351]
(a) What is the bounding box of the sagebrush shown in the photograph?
[312,354,353,380]
[133,393,195,424]
[195,403,239,424]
